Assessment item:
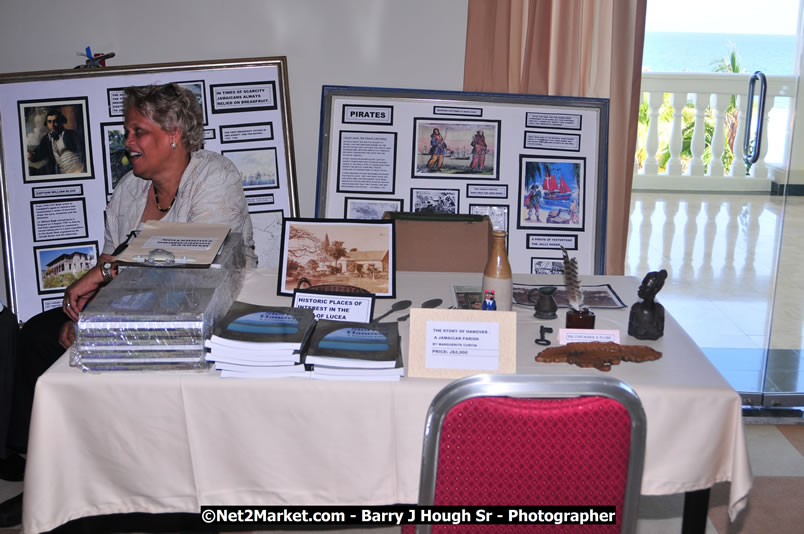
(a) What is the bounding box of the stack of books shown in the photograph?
[71,233,246,372]
[206,303,315,378]
[304,320,404,381]
[73,279,238,371]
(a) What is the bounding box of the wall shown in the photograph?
[0,0,469,306]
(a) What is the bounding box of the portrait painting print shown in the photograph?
[19,98,93,183]
[518,156,585,231]
[413,118,499,179]
[278,219,395,298]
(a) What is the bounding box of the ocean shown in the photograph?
[642,32,797,75]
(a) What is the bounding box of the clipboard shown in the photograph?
[114,221,231,267]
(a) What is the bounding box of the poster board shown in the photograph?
[316,86,608,276]
[0,57,298,321]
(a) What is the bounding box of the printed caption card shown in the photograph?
[407,308,516,379]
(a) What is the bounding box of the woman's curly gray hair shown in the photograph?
[123,83,204,152]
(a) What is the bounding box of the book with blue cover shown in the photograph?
[304,320,401,370]
[212,302,315,348]
[207,303,316,368]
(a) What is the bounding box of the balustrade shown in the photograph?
[633,73,796,192]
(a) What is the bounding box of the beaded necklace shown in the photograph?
[154,188,176,213]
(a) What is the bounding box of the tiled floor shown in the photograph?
[625,191,804,402]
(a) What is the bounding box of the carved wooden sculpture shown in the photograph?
[628,269,668,340]
[535,342,662,371]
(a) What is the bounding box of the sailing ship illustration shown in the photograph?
[451,147,470,160]
[522,161,581,225]
[539,171,573,212]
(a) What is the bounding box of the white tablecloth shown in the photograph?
[23,271,752,533]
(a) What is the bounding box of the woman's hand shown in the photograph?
[58,320,76,349]
[62,254,115,321]
[62,269,102,321]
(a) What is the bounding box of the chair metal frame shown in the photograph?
[295,277,373,295]
[416,374,647,534]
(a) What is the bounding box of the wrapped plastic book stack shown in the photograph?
[70,232,246,371]
[305,320,404,381]
[206,303,316,378]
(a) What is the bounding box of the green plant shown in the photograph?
[712,41,745,170]
[636,42,748,175]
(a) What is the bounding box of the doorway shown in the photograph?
[629,0,804,408]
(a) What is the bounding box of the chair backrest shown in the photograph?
[295,277,373,295]
[413,374,646,534]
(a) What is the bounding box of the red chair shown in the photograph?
[407,374,646,534]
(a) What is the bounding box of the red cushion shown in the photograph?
[426,396,631,533]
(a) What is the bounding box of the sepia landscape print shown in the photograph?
[279,220,394,297]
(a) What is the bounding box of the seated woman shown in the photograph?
[0,83,255,527]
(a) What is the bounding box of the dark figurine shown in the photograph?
[529,286,558,320]
[628,269,668,340]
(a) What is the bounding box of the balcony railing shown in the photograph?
[633,72,798,192]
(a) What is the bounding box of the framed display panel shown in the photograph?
[316,86,608,275]
[1,57,298,320]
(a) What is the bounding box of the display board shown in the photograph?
[316,86,608,276]
[0,57,298,321]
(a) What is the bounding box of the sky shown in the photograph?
[646,0,801,34]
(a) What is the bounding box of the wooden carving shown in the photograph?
[535,341,662,372]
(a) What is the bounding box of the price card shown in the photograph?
[408,308,516,379]
[559,329,621,344]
